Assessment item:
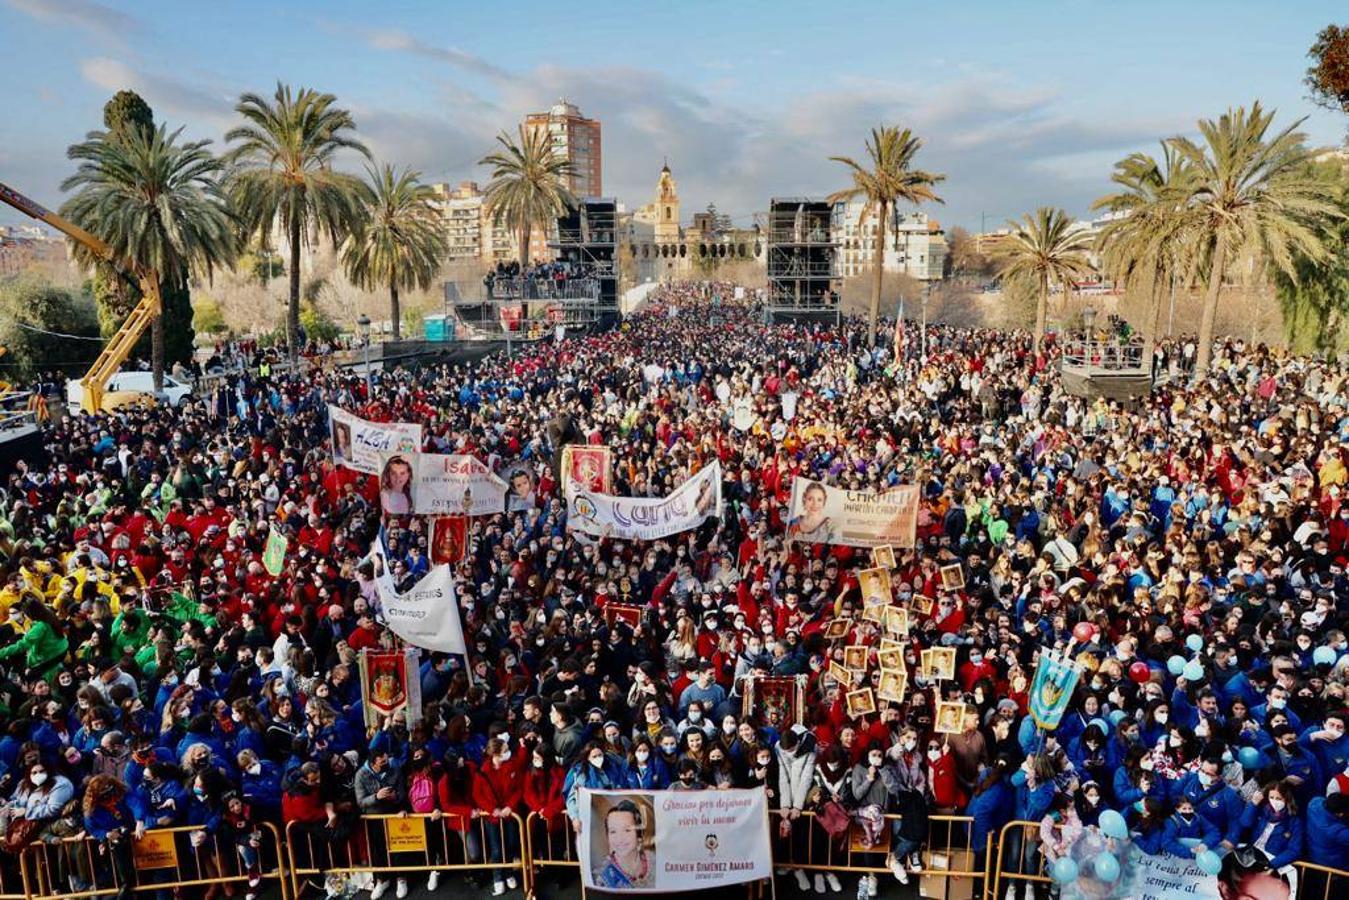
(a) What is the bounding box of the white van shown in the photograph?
[66,371,194,411]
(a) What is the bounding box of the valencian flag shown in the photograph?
[263,525,288,577]
[1029,650,1082,731]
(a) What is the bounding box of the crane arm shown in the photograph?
[0,181,161,413]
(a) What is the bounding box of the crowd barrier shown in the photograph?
[284,812,529,900]
[988,821,1050,900]
[0,809,1335,900]
[19,821,288,900]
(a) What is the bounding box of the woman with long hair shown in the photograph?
[591,799,654,889]
[471,737,523,896]
[81,775,136,900]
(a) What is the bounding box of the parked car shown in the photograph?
[66,371,194,411]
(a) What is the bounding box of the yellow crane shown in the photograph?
[0,180,161,413]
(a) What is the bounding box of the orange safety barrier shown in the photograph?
[285,812,529,900]
[987,820,1050,900]
[20,821,287,900]
[768,809,986,897]
[1292,860,1349,900]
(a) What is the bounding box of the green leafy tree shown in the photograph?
[1167,102,1341,374]
[80,91,198,375]
[0,278,101,379]
[226,83,370,359]
[341,164,447,340]
[60,122,234,388]
[1275,160,1349,351]
[1093,143,1194,350]
[828,126,945,345]
[479,125,575,269]
[992,207,1094,349]
[192,295,229,336]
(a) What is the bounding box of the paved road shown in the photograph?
[299,869,943,900]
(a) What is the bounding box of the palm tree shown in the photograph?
[828,126,945,346]
[60,124,236,388]
[226,83,369,360]
[1165,102,1341,375]
[1093,144,1194,352]
[992,207,1094,350]
[341,164,448,340]
[479,125,575,269]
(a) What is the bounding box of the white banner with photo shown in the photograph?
[786,475,919,548]
[567,462,722,542]
[369,539,467,655]
[411,453,508,516]
[578,788,771,893]
[328,405,423,476]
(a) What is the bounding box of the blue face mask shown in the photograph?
[193,787,206,799]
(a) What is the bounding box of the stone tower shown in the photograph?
[654,162,680,245]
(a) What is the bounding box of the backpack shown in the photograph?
[409,773,436,813]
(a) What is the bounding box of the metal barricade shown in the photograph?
[20,821,288,900]
[523,810,578,899]
[285,812,529,900]
[1293,860,1349,900]
[768,809,985,893]
[989,820,1049,900]
[0,855,31,900]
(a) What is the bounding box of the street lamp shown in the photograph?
[357,314,372,393]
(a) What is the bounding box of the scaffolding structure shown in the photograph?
[552,198,618,328]
[765,198,840,323]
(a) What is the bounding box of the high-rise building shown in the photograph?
[428,181,521,265]
[524,100,602,198]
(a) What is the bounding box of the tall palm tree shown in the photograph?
[479,124,575,269]
[992,207,1094,350]
[828,126,945,345]
[341,164,448,339]
[1093,144,1194,352]
[1165,102,1340,375]
[226,83,369,359]
[60,124,236,388]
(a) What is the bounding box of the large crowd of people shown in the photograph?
[0,280,1346,900]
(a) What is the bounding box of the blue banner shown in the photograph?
[1029,652,1081,731]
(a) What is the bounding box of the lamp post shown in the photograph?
[357,314,372,394]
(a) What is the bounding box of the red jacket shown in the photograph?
[523,767,566,827]
[928,751,967,809]
[281,785,327,824]
[472,758,523,819]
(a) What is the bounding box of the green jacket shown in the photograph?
[0,620,69,671]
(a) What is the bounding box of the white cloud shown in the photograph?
[79,57,235,133]
[5,0,141,38]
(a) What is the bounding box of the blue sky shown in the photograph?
[1,0,1346,231]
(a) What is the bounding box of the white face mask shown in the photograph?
[869,756,884,767]
[688,711,702,722]
[589,755,605,769]
[1168,735,1182,748]
[232,711,244,724]
[1140,757,1155,772]
[247,763,261,776]
[927,749,941,762]
[1154,712,1168,725]
[635,750,649,763]
[498,749,511,764]
[1268,797,1285,812]
[29,772,47,787]
[533,759,545,770]
[902,738,917,752]
[1198,772,1214,787]
[723,723,737,735]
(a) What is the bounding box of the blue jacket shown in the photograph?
[1177,773,1244,845]
[968,779,1013,854]
[623,759,671,790]
[85,799,136,840]
[1299,728,1349,786]
[133,778,190,828]
[1014,778,1055,823]
[1304,797,1349,871]
[241,760,283,812]
[1238,805,1302,869]
[1162,812,1220,858]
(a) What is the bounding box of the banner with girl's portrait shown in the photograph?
[786,476,919,548]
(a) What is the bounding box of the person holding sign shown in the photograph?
[591,798,655,889]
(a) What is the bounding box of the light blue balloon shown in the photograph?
[1011,770,1026,787]
[1098,809,1128,840]
[1183,660,1205,682]
[1237,746,1263,770]
[1050,857,1079,884]
[1089,718,1109,735]
[1186,634,1204,653]
[1196,850,1222,876]
[1109,709,1128,726]
[1167,655,1186,676]
[1093,853,1121,882]
[1313,646,1337,666]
